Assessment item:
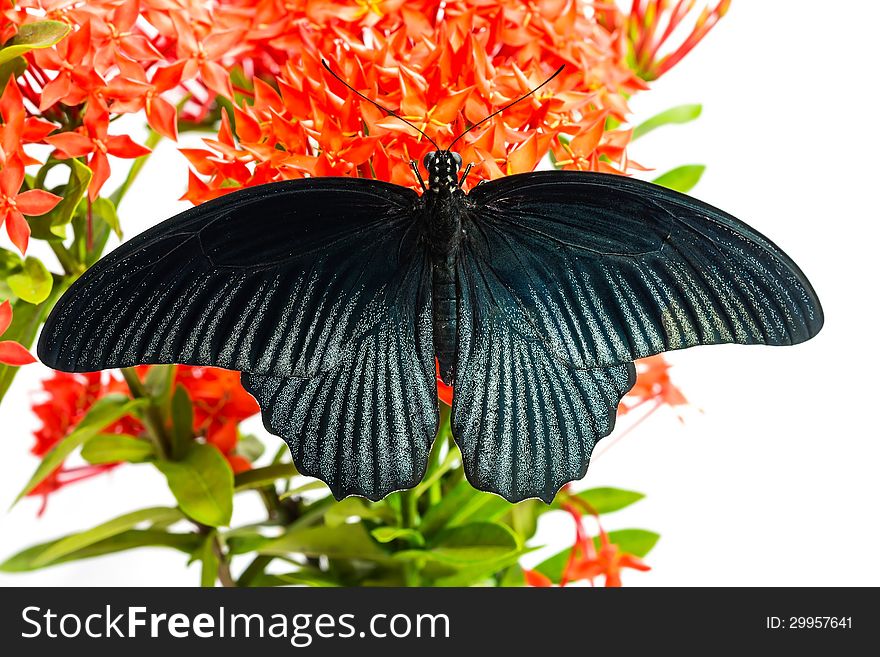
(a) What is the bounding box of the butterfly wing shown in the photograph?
[240,255,437,501]
[39,178,438,499]
[452,243,636,501]
[463,171,823,371]
[40,178,425,378]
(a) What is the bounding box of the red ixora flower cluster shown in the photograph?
[524,497,650,587]
[618,0,731,81]
[179,0,648,201]
[28,366,258,513]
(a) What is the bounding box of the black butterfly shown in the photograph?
[37,64,823,504]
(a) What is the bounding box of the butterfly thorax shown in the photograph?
[423,151,466,384]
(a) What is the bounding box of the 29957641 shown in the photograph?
[766,617,853,630]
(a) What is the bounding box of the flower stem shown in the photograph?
[400,488,421,586]
[120,367,171,460]
[109,129,162,206]
[213,534,236,588]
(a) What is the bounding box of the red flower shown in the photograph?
[621,355,689,422]
[0,159,62,253]
[1,78,56,167]
[435,360,453,407]
[0,299,36,366]
[173,366,260,471]
[626,0,731,81]
[29,371,143,514]
[45,103,151,200]
[523,569,553,587]
[559,503,651,587]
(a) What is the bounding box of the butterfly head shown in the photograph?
[424,151,462,194]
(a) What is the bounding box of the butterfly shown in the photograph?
[37,63,823,504]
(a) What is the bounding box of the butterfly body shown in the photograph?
[423,150,467,384]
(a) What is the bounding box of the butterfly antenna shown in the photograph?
[448,65,565,152]
[321,59,441,151]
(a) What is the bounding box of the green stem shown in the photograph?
[400,489,421,586]
[109,129,162,206]
[238,555,273,587]
[49,242,81,277]
[120,367,171,460]
[213,534,236,588]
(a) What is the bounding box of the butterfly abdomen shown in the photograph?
[433,256,457,384]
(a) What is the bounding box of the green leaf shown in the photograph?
[499,564,527,587]
[371,527,425,547]
[33,507,183,567]
[169,385,193,459]
[0,277,71,403]
[0,248,21,278]
[81,433,155,465]
[632,104,702,140]
[0,530,200,573]
[233,462,297,491]
[420,479,482,535]
[0,20,70,66]
[398,522,522,566]
[652,165,705,193]
[199,533,219,587]
[7,257,53,304]
[89,197,122,239]
[567,487,645,515]
[534,529,660,582]
[248,568,341,587]
[155,443,234,527]
[324,497,392,528]
[260,523,389,561]
[143,364,175,412]
[235,433,265,462]
[224,528,270,555]
[277,480,329,499]
[14,395,145,504]
[434,550,527,587]
[0,56,26,88]
[42,159,92,238]
[509,500,541,540]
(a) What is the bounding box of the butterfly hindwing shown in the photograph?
[452,243,637,503]
[464,171,824,371]
[241,258,437,500]
[38,178,422,379]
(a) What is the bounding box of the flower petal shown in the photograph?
[0,299,11,335]
[6,208,29,254]
[0,340,36,366]
[105,134,151,158]
[15,189,63,216]
[45,131,95,158]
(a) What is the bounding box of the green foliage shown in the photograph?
[155,443,234,527]
[33,507,184,567]
[81,434,156,464]
[653,164,706,193]
[0,20,70,66]
[13,396,147,504]
[633,104,703,140]
[6,257,52,304]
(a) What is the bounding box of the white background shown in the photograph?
[2,1,878,587]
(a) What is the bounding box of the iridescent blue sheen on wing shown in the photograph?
[38,177,438,500]
[465,171,823,371]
